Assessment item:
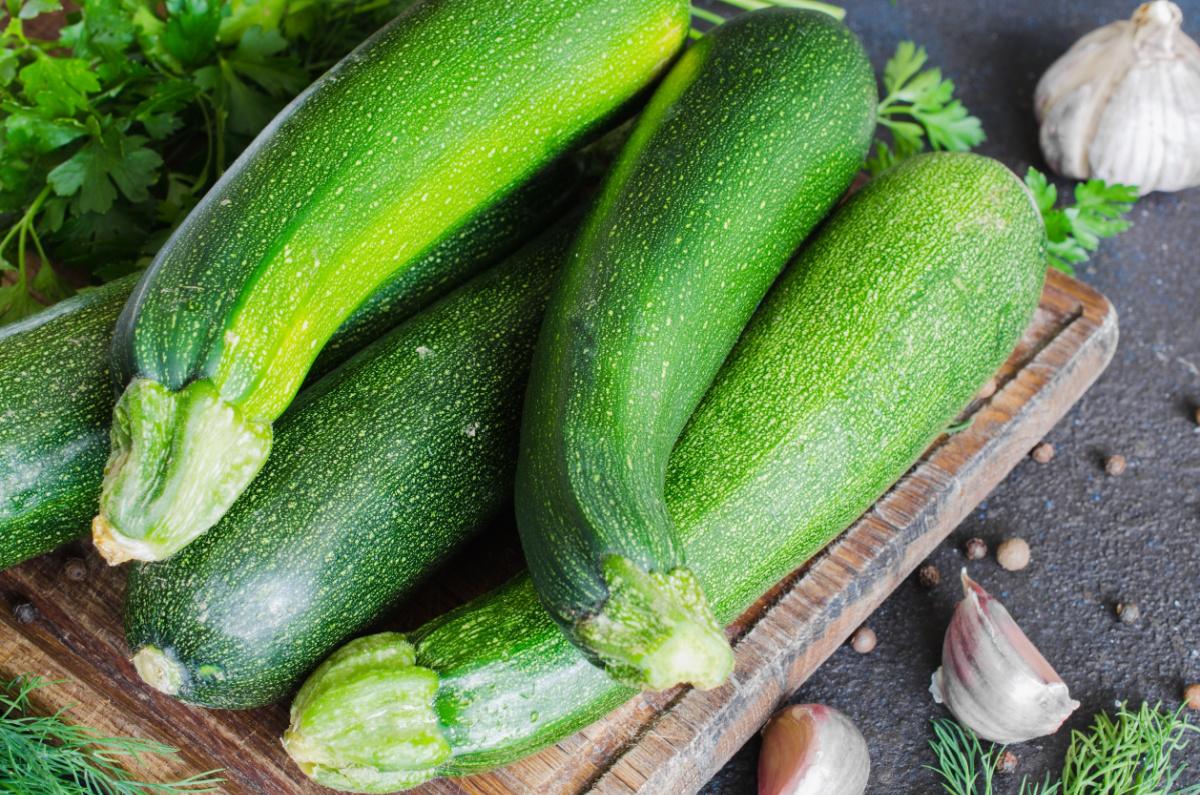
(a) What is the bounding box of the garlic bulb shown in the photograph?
[757,704,869,795]
[930,571,1079,744]
[1035,1,1200,194]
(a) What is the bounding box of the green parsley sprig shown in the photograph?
[927,704,1200,795]
[1024,168,1139,276]
[0,675,222,793]
[867,41,985,175]
[0,0,409,323]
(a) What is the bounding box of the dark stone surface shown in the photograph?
[694,0,1200,791]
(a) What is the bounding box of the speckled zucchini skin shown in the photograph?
[0,166,578,572]
[97,1,689,562]
[0,278,136,570]
[368,153,1048,779]
[513,9,877,687]
[123,225,573,709]
[115,0,686,407]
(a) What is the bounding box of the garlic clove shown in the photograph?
[757,704,870,795]
[930,570,1079,744]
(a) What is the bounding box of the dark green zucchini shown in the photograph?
[124,222,573,709]
[284,153,1049,792]
[0,165,579,572]
[0,277,136,571]
[96,0,690,565]
[514,8,877,691]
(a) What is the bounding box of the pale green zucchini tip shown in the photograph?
[94,378,271,565]
[131,645,186,697]
[577,556,733,690]
[284,634,449,794]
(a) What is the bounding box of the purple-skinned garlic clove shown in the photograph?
[930,570,1079,744]
[757,704,870,795]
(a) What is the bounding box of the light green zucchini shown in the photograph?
[95,0,690,564]
[284,153,1049,792]
[514,8,877,691]
[0,163,580,572]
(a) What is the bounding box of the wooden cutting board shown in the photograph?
[0,268,1116,794]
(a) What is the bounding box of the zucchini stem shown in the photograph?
[94,378,272,565]
[577,556,734,691]
[132,645,186,697]
[284,634,449,793]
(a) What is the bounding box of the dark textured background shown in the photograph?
[693,0,1200,791]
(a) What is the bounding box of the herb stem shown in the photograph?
[195,96,217,192]
[690,6,727,26]
[714,0,847,21]
[0,184,51,278]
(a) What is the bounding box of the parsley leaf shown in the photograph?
[1024,167,1138,275]
[221,0,289,44]
[19,56,101,116]
[162,0,225,67]
[47,128,163,214]
[17,0,60,20]
[229,27,306,94]
[0,50,17,86]
[216,27,306,135]
[4,110,87,153]
[868,41,985,175]
[67,0,139,56]
[0,281,46,323]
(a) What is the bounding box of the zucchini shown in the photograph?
[124,223,572,710]
[0,166,579,573]
[95,0,690,564]
[284,153,1049,793]
[514,8,876,691]
[0,277,136,571]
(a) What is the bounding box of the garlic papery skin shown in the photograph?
[930,571,1079,744]
[757,704,869,795]
[1035,1,1200,195]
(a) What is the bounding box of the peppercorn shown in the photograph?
[1031,442,1055,464]
[964,537,988,561]
[63,557,88,582]
[850,627,877,654]
[1105,454,1127,476]
[917,563,941,589]
[1116,601,1141,624]
[996,751,1019,775]
[1185,684,1200,710]
[13,602,37,624]
[996,537,1031,571]
[977,378,998,401]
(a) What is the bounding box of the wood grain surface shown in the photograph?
[0,268,1117,794]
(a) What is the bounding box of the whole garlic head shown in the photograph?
[1035,1,1200,194]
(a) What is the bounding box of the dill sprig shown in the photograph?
[1059,703,1200,795]
[0,675,222,794]
[927,703,1200,795]
[927,718,1001,795]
